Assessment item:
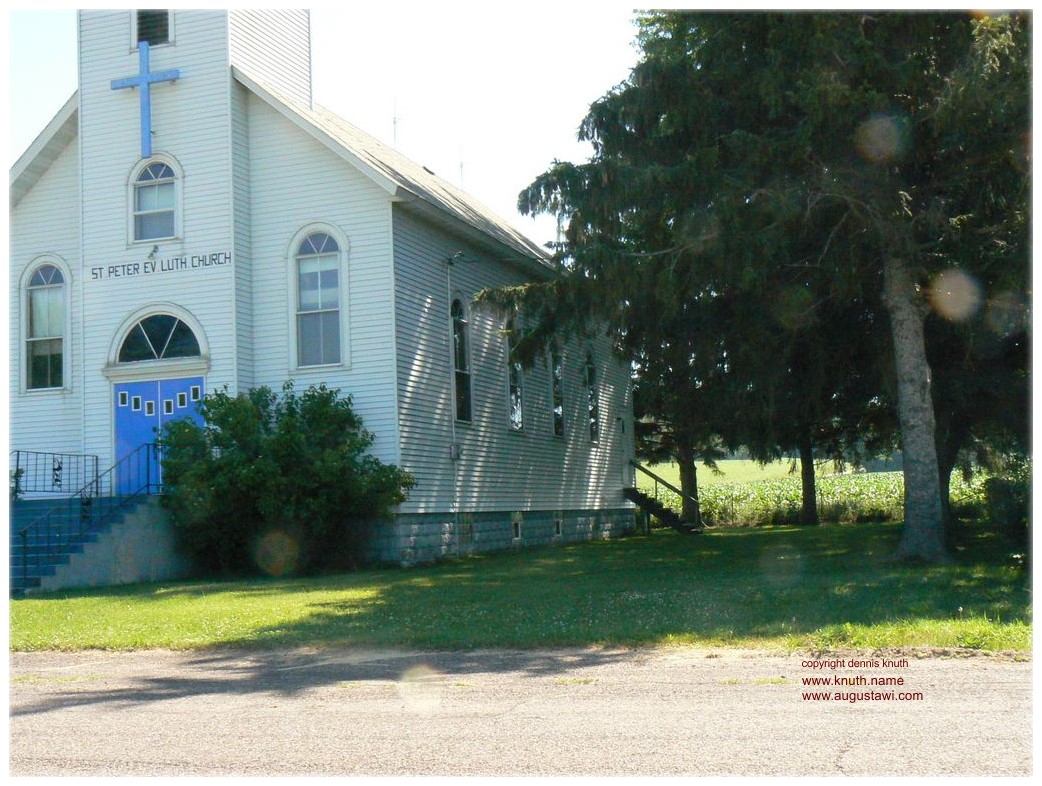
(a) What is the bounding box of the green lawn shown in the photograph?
[10,522,1030,654]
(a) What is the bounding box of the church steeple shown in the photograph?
[228,9,312,108]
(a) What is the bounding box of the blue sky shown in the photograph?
[5,5,642,247]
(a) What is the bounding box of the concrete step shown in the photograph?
[9,500,144,596]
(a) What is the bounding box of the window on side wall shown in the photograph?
[506,317,523,432]
[25,263,66,390]
[584,351,600,443]
[295,232,342,367]
[550,342,564,437]
[452,299,472,422]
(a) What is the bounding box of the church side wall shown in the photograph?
[392,209,635,520]
[9,138,84,456]
[245,94,401,466]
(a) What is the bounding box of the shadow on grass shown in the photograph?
[11,521,1029,717]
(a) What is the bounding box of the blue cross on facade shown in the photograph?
[110,41,181,158]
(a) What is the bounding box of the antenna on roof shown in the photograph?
[392,99,398,146]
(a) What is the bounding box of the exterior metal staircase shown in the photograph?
[624,460,703,534]
[9,444,163,596]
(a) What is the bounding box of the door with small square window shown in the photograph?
[114,377,203,493]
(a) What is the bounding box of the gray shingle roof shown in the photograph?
[234,68,554,271]
[12,70,556,275]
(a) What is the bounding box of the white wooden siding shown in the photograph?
[245,94,401,466]
[8,134,83,455]
[228,10,311,107]
[393,209,633,515]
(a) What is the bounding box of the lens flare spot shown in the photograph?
[397,664,443,714]
[985,290,1029,337]
[929,269,983,322]
[772,286,815,331]
[253,529,301,577]
[758,544,804,589]
[855,115,907,164]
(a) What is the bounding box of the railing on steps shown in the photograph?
[10,450,100,498]
[13,443,163,594]
[629,460,703,529]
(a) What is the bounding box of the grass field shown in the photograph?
[10,522,1030,654]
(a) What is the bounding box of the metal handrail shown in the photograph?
[630,460,703,527]
[10,450,100,497]
[14,443,163,593]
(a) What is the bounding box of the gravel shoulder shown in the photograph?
[9,646,1032,776]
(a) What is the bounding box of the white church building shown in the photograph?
[9,9,636,581]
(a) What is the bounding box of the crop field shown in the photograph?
[639,461,988,526]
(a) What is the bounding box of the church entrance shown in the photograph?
[113,377,203,493]
[109,312,207,494]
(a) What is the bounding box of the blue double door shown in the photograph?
[113,377,203,493]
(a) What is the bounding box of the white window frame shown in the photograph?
[127,156,183,246]
[20,256,72,394]
[286,224,350,372]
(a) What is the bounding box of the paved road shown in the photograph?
[9,646,1031,776]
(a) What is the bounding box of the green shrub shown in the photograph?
[161,382,414,576]
[10,467,24,502]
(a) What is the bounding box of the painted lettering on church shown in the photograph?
[90,251,231,280]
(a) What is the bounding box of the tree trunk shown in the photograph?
[676,444,701,523]
[883,256,951,562]
[798,434,819,525]
[934,407,970,543]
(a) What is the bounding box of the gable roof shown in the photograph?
[10,92,78,208]
[233,68,553,274]
[10,71,555,276]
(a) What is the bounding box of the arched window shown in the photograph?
[119,314,200,362]
[584,351,600,442]
[133,161,176,241]
[451,299,471,422]
[26,264,65,389]
[506,317,523,432]
[295,232,341,367]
